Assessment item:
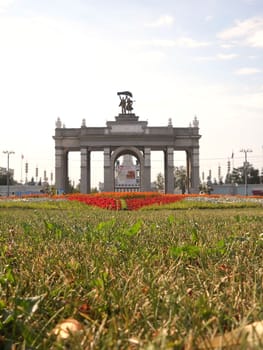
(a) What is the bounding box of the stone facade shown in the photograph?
[53,113,201,194]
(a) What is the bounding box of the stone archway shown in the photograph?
[53,97,201,194]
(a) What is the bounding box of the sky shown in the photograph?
[0,0,263,187]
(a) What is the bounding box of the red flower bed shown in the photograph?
[125,194,184,210]
[66,192,185,210]
[66,194,121,210]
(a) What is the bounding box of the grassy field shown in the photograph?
[0,200,263,349]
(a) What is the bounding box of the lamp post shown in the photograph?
[3,150,15,197]
[240,149,252,196]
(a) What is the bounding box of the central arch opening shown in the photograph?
[114,154,140,192]
[111,147,144,192]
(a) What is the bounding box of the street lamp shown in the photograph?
[240,148,252,196]
[3,150,15,196]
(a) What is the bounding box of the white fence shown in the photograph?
[0,185,45,197]
[211,184,263,196]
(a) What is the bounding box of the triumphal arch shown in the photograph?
[53,92,201,194]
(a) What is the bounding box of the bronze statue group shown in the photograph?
[117,91,134,114]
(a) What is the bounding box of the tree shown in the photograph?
[225,163,260,184]
[68,180,78,193]
[213,178,218,185]
[28,177,35,185]
[174,166,187,193]
[247,166,260,184]
[153,172,165,192]
[0,175,7,185]
[225,172,232,184]
[0,174,16,185]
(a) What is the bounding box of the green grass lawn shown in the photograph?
[0,200,263,349]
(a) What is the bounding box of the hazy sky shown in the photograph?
[0,0,262,186]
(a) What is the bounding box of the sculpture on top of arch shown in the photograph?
[117,91,134,114]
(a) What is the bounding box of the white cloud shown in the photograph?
[218,17,262,39]
[133,50,166,64]
[235,67,261,75]
[217,53,239,60]
[194,56,215,61]
[218,17,263,47]
[134,37,210,49]
[145,15,174,27]
[174,37,210,48]
[194,53,238,61]
[144,39,176,48]
[248,29,263,47]
[0,0,14,13]
[220,43,236,49]
[0,0,13,5]
[0,16,77,49]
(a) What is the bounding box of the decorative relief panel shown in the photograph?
[109,124,144,133]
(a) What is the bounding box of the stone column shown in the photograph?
[164,147,174,194]
[55,148,68,193]
[103,147,113,192]
[80,148,91,194]
[190,147,200,193]
[142,147,151,191]
[186,150,191,193]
